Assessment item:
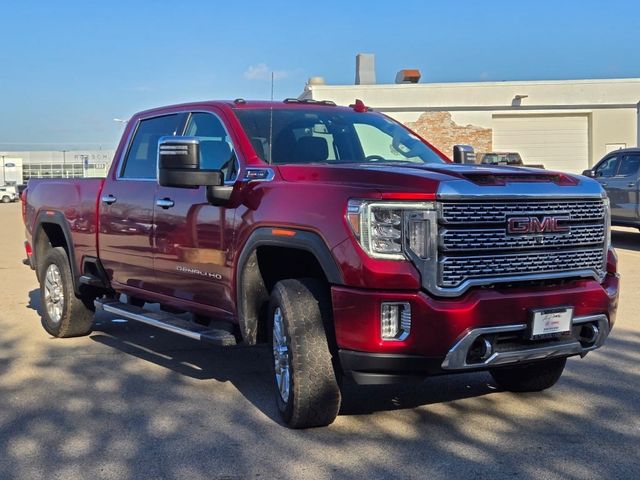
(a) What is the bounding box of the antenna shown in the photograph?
[268,71,274,164]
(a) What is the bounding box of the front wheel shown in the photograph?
[1,195,9,203]
[268,279,341,428]
[490,357,567,392]
[39,247,94,337]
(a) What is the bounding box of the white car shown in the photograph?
[0,186,18,203]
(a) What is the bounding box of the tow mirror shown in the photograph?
[453,145,476,164]
[582,169,595,178]
[158,136,232,205]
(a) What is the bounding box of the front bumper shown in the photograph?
[332,273,619,384]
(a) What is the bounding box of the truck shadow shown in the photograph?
[89,310,495,423]
[26,289,40,313]
[4,292,638,479]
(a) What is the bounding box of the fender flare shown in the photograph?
[33,210,81,294]
[235,227,343,344]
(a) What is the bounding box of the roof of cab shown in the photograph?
[131,98,359,119]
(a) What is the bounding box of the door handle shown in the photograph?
[101,194,117,205]
[156,198,175,209]
[600,182,607,187]
[628,183,635,188]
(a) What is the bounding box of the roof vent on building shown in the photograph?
[395,69,421,84]
[307,76,326,86]
[355,53,376,85]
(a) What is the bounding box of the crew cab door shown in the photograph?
[607,153,640,222]
[152,110,239,315]
[593,154,622,219]
[99,113,184,289]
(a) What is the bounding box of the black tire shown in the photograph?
[268,278,341,428]
[39,247,94,338]
[490,357,567,392]
[1,196,9,203]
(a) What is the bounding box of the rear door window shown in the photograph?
[121,114,182,179]
[616,154,640,177]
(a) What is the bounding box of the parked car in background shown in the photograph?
[16,184,27,199]
[0,186,18,203]
[480,152,545,169]
[583,147,640,229]
[480,152,523,166]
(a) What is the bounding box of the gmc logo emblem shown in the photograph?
[507,216,570,234]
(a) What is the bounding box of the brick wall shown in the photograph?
[405,111,492,159]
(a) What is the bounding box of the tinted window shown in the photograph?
[481,154,499,164]
[235,108,444,165]
[617,155,640,176]
[594,156,619,178]
[185,113,238,181]
[121,114,181,179]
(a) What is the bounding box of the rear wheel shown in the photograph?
[268,278,341,428]
[1,195,9,203]
[39,247,94,337]
[490,357,567,392]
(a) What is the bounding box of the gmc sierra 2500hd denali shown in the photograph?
[23,99,619,428]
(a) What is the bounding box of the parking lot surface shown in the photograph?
[0,202,638,480]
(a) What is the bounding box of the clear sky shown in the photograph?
[1,0,639,151]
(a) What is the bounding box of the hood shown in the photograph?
[276,163,606,199]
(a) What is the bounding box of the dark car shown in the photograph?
[583,147,640,229]
[16,184,27,198]
[480,152,523,166]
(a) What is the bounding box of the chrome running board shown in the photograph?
[95,298,237,346]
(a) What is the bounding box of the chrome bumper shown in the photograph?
[441,314,609,370]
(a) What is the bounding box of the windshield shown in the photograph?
[234,108,445,165]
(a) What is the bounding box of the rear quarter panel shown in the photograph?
[26,178,105,274]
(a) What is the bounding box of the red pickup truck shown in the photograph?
[23,99,619,428]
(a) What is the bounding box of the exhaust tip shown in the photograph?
[578,323,599,345]
[467,336,494,364]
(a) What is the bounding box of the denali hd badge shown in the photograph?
[507,216,570,234]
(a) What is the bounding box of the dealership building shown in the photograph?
[0,149,115,185]
[300,54,640,173]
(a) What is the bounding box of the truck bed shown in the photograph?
[25,177,105,275]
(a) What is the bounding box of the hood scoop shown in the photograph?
[461,172,579,186]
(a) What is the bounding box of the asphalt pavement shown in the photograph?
[0,202,638,480]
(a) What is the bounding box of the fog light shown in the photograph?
[381,302,411,341]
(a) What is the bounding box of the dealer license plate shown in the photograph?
[529,307,573,340]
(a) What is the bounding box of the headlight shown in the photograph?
[347,200,436,260]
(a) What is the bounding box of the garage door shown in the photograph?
[492,115,589,173]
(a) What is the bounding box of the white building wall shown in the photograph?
[303,78,640,170]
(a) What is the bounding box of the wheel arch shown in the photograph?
[235,227,343,345]
[33,211,81,294]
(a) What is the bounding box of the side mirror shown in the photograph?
[453,145,476,164]
[582,169,595,178]
[158,136,232,205]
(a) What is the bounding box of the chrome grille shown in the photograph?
[437,199,607,289]
[441,224,605,251]
[441,200,605,224]
[439,249,605,287]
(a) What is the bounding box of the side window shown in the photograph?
[121,114,181,179]
[185,112,238,181]
[594,156,619,178]
[616,155,640,177]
